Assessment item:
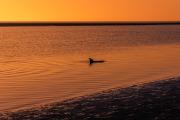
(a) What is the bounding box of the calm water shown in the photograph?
[0,25,180,111]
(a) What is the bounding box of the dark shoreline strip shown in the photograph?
[0,22,180,26]
[1,77,180,120]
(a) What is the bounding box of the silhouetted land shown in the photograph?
[0,21,180,26]
[1,77,180,120]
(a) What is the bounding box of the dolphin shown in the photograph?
[88,58,105,64]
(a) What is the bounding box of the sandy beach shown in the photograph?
[0,77,180,120]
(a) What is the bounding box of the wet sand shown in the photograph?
[1,77,180,120]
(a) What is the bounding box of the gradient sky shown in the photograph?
[0,0,180,21]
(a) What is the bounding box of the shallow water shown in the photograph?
[0,25,180,111]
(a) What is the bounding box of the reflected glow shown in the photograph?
[1,45,180,111]
[0,26,180,111]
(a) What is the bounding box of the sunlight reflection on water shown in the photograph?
[0,25,180,111]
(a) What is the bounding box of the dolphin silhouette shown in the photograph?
[88,58,105,64]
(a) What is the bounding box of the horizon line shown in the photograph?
[0,21,180,26]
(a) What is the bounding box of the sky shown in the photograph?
[0,0,180,22]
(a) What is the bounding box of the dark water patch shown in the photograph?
[1,77,180,120]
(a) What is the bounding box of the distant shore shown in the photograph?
[0,21,180,26]
[1,77,180,120]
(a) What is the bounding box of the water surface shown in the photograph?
[0,25,180,111]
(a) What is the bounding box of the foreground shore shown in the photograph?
[1,77,180,120]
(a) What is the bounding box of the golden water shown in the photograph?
[0,25,180,111]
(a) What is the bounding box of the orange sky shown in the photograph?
[0,0,180,21]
